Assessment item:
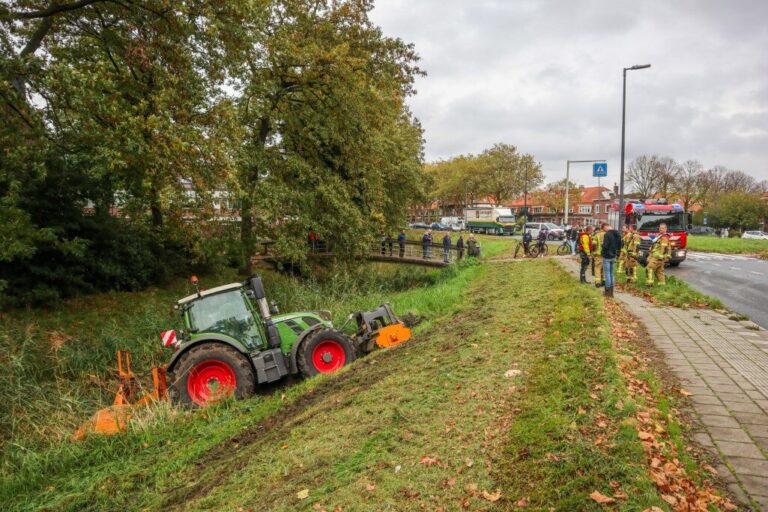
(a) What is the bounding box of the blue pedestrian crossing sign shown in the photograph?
[593,163,607,177]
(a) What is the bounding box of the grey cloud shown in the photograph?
[372,0,768,185]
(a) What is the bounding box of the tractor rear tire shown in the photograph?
[168,343,256,408]
[297,330,356,378]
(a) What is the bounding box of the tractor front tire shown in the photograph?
[297,330,356,378]
[169,343,255,408]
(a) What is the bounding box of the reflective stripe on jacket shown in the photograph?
[626,233,641,257]
[649,234,671,260]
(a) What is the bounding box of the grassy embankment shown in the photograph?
[0,235,514,470]
[687,235,768,260]
[1,237,728,510]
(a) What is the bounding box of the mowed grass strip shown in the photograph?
[687,236,768,259]
[496,261,666,510]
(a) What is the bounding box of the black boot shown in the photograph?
[580,273,586,284]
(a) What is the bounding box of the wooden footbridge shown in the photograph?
[252,240,475,268]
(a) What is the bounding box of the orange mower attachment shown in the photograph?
[350,303,412,353]
[73,350,167,440]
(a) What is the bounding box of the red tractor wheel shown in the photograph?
[169,343,255,407]
[297,330,356,378]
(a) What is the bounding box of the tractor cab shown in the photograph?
[178,283,265,350]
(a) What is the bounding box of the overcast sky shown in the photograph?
[370,0,768,187]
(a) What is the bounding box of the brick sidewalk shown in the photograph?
[558,258,768,510]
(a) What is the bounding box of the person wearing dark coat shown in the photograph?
[397,230,406,258]
[456,235,465,260]
[442,232,452,263]
[601,222,622,298]
[422,230,433,259]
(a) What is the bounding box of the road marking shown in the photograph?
[729,266,741,271]
[751,271,764,276]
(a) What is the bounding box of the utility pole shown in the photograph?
[619,64,651,229]
[523,165,528,225]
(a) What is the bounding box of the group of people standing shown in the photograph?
[420,231,479,262]
[577,222,672,297]
[380,230,479,262]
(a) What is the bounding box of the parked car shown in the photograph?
[408,222,430,230]
[430,222,450,231]
[689,226,717,236]
[741,231,768,240]
[524,222,565,240]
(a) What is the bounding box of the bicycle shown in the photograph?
[556,239,572,256]
[530,240,549,258]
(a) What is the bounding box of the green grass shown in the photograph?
[0,258,711,511]
[687,235,768,259]
[0,257,728,511]
[616,265,724,309]
[0,262,457,464]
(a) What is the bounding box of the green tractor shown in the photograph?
[164,275,411,407]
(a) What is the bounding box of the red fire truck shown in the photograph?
[614,200,692,266]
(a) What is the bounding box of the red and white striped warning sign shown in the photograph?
[161,330,177,347]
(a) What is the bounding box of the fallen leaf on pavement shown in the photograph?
[589,491,615,504]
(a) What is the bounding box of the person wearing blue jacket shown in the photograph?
[422,230,432,259]
[442,232,452,263]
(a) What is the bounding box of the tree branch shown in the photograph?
[14,0,103,19]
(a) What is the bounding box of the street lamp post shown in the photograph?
[523,165,528,225]
[564,159,606,225]
[619,64,651,228]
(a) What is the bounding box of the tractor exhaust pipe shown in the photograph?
[250,275,281,349]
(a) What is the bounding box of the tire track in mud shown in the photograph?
[160,332,435,507]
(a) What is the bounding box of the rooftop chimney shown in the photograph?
[613,183,619,195]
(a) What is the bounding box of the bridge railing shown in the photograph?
[253,238,477,266]
[370,239,477,264]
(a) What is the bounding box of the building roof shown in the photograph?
[503,186,611,209]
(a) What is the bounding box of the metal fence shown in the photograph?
[369,240,477,265]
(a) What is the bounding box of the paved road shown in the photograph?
[667,252,768,329]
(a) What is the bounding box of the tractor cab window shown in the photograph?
[636,212,685,232]
[188,291,261,346]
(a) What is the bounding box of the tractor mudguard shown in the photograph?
[166,334,252,375]
[288,326,325,373]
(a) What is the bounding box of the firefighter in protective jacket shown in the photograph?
[624,225,642,283]
[591,228,605,287]
[578,226,594,284]
[645,223,672,286]
[617,225,630,274]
